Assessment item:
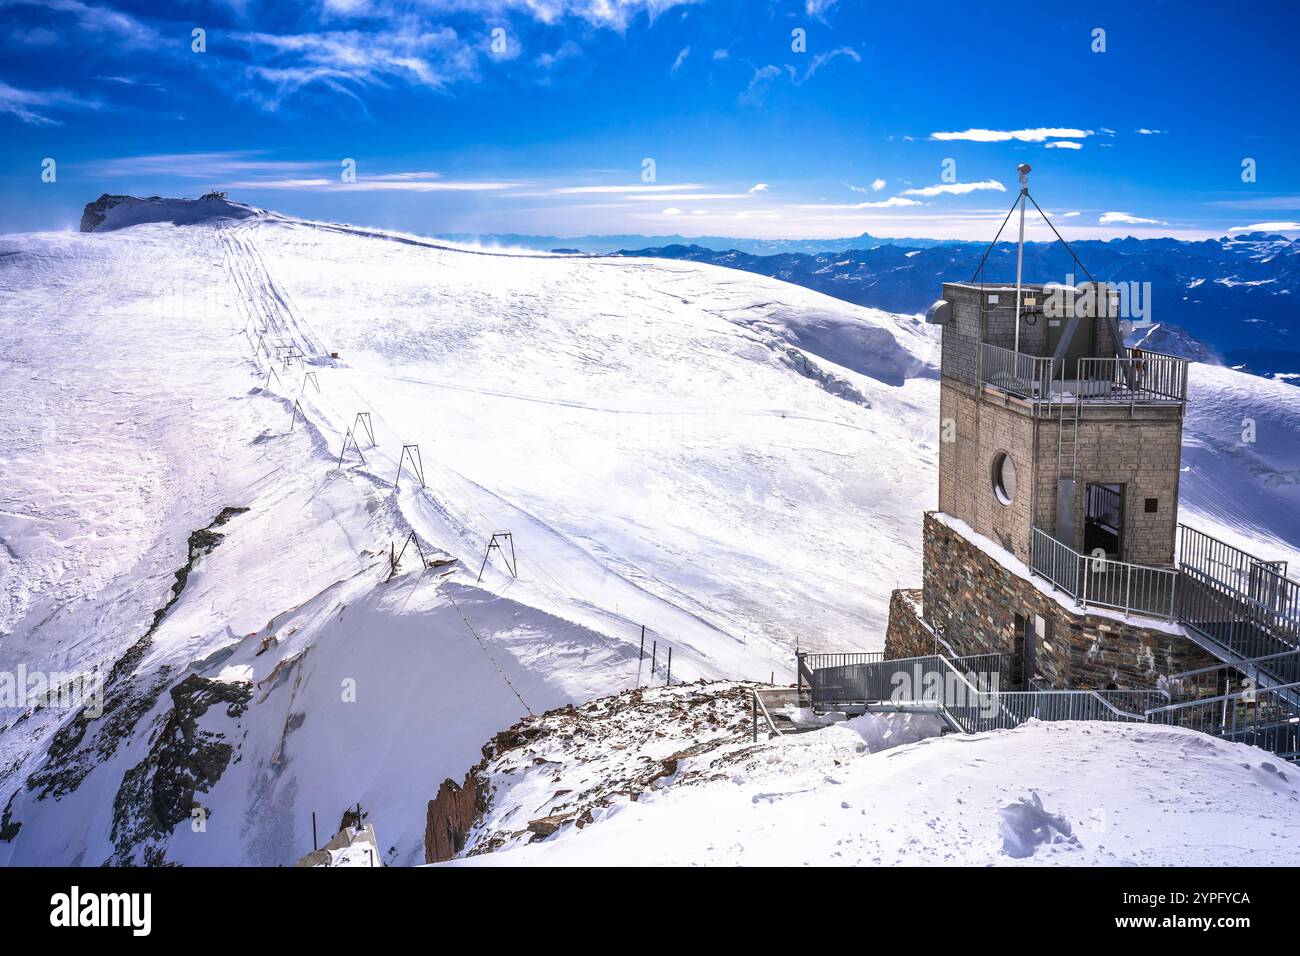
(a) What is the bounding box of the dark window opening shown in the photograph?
[1084,482,1124,560]
[1144,497,1159,514]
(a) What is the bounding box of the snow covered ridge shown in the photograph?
[0,210,942,865]
[442,684,1300,867]
[80,192,264,233]
[0,204,1298,867]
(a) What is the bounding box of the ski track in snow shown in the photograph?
[0,210,1296,865]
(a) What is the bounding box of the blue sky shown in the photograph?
[1,0,1298,240]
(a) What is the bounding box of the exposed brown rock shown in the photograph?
[424,773,480,864]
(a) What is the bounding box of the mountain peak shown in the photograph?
[80,192,264,233]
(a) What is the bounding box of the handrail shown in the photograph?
[1030,526,1178,619]
[1170,647,1300,682]
[1143,680,1300,718]
[803,655,1300,760]
[750,686,781,740]
[978,343,1188,409]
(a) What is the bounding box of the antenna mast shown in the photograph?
[1013,163,1031,353]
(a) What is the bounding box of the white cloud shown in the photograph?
[1135,128,1166,134]
[930,127,1092,143]
[712,49,729,61]
[623,192,753,201]
[801,196,923,210]
[749,183,769,193]
[550,183,705,194]
[1099,211,1167,225]
[229,176,519,192]
[801,46,861,82]
[871,178,886,191]
[6,0,159,47]
[739,64,782,106]
[1044,140,1082,150]
[81,150,316,178]
[902,179,1006,197]
[1228,221,1300,233]
[1059,211,1081,218]
[661,207,683,216]
[0,79,102,126]
[671,46,690,73]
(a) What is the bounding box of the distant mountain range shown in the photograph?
[434,230,966,256]
[608,234,1300,378]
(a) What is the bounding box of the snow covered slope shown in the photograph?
[448,693,1300,867]
[0,213,937,865]
[1,208,1297,866]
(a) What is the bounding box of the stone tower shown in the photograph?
[884,276,1224,689]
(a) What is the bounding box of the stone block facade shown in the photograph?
[934,281,1183,568]
[889,511,1218,688]
[882,588,933,660]
[938,377,1182,568]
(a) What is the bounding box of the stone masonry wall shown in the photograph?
[919,511,1216,688]
[883,588,933,660]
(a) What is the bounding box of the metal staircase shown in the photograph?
[802,651,1300,763]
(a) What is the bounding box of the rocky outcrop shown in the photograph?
[80,194,133,232]
[424,774,482,863]
[79,193,261,232]
[108,673,252,865]
[425,682,761,862]
[5,507,249,862]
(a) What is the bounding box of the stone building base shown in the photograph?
[883,511,1218,689]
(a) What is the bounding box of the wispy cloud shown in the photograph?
[749,183,769,193]
[77,151,516,192]
[1099,211,1167,225]
[671,46,690,73]
[800,196,922,210]
[80,151,319,178]
[0,79,102,126]
[548,183,707,195]
[902,180,1006,197]
[800,46,861,82]
[2,0,159,47]
[1227,221,1300,233]
[930,127,1092,143]
[1044,140,1082,150]
[228,177,519,192]
[232,26,480,107]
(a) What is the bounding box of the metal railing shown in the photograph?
[1077,352,1188,404]
[1145,682,1300,760]
[1168,649,1300,703]
[804,654,1300,761]
[1030,526,1178,619]
[978,343,1188,410]
[1179,565,1300,660]
[1179,524,1289,600]
[979,343,1054,401]
[807,653,1149,734]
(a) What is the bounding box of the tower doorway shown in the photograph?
[1084,482,1124,560]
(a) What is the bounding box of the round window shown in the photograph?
[993,452,1017,506]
